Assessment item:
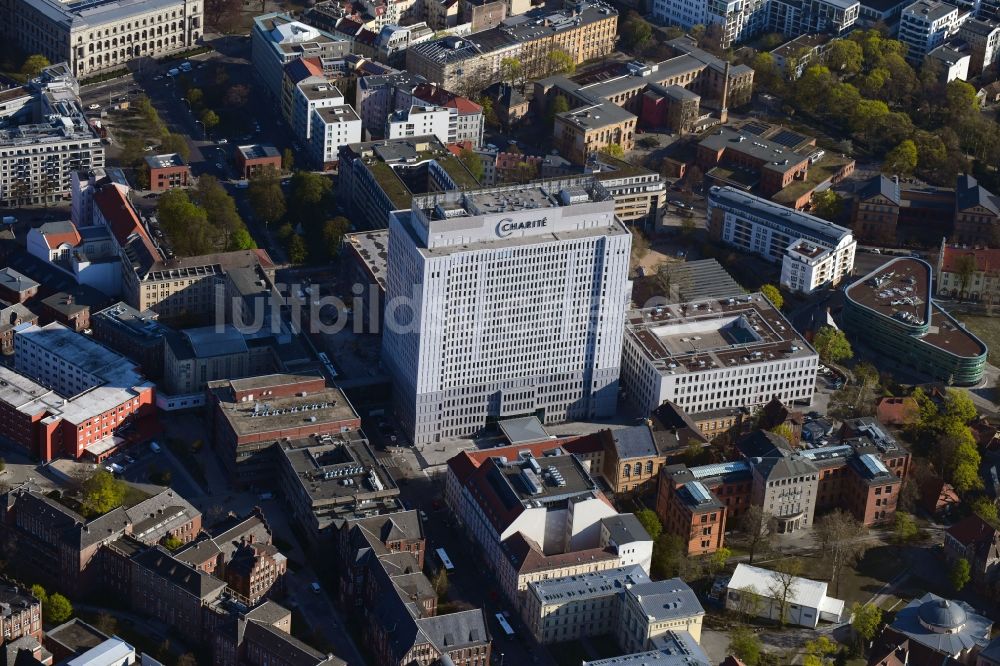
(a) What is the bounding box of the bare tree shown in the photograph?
[767,559,802,626]
[739,505,775,564]
[817,510,869,598]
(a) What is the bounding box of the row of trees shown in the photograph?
[753,29,997,187]
[157,176,256,256]
[248,170,350,264]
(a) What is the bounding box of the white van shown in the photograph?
[310,582,321,594]
[149,441,162,453]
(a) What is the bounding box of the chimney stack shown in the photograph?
[720,61,731,123]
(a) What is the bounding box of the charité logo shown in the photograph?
[495,216,548,238]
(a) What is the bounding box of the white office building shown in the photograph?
[0,64,104,206]
[653,0,768,48]
[382,179,632,444]
[620,294,819,415]
[6,0,202,79]
[309,104,362,169]
[251,12,350,100]
[707,186,856,294]
[386,104,453,144]
[898,0,966,63]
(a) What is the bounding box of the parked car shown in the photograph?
[87,103,100,110]
[149,441,162,453]
[217,138,228,144]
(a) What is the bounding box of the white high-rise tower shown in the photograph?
[382,179,633,444]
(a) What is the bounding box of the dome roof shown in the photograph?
[918,598,968,632]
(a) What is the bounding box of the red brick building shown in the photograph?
[145,153,191,192]
[0,323,157,462]
[0,268,39,304]
[235,144,282,180]
[40,292,90,332]
[657,418,909,555]
[207,373,362,486]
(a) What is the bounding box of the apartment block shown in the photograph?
[5,0,202,78]
[707,187,857,293]
[235,144,282,179]
[957,17,1000,74]
[0,486,200,596]
[898,0,966,63]
[405,1,618,92]
[386,104,452,142]
[251,13,350,100]
[309,104,362,170]
[0,65,103,206]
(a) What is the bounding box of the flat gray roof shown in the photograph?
[708,186,853,246]
[530,565,649,605]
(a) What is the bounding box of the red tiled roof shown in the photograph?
[411,83,482,114]
[446,141,473,156]
[941,245,1000,274]
[876,397,919,425]
[93,185,159,260]
[284,57,324,84]
[946,514,999,547]
[42,227,81,250]
[447,435,599,482]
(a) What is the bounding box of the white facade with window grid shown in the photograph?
[620,295,818,415]
[708,186,856,294]
[382,180,632,444]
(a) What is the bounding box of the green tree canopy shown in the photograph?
[157,189,213,256]
[44,593,73,624]
[826,39,863,77]
[247,172,286,225]
[621,12,653,51]
[160,134,190,162]
[80,470,127,518]
[949,558,971,591]
[728,626,763,666]
[813,326,853,364]
[851,602,883,643]
[884,139,918,175]
[601,143,625,159]
[547,94,570,128]
[30,585,46,605]
[322,217,352,259]
[458,148,484,182]
[200,108,220,131]
[811,190,844,221]
[548,49,575,76]
[635,509,662,540]
[760,284,783,309]
[893,511,918,543]
[500,57,523,86]
[287,234,307,264]
[20,54,51,80]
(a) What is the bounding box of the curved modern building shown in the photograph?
[843,257,987,386]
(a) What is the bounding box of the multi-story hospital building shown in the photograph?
[382,179,632,444]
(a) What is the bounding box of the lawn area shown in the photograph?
[956,315,1000,365]
[757,545,902,610]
